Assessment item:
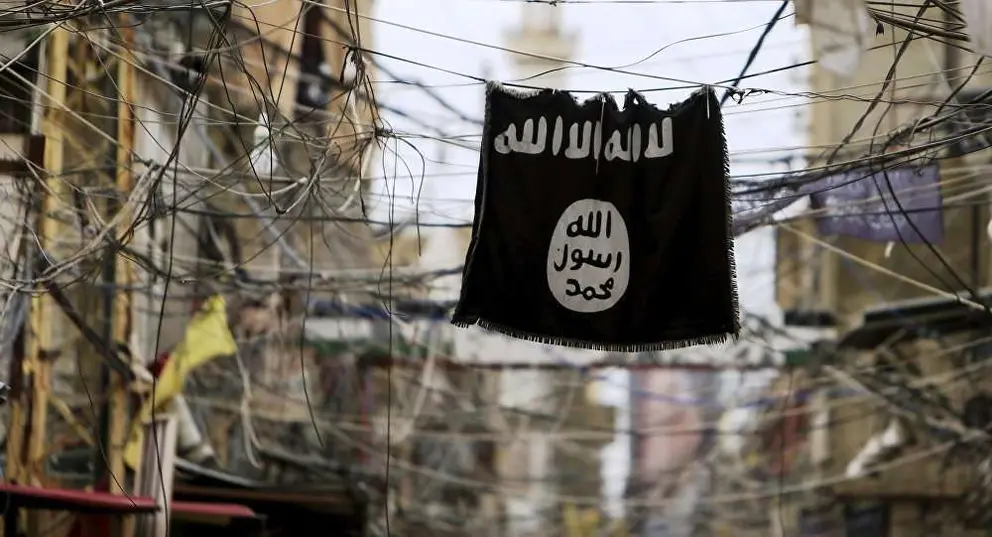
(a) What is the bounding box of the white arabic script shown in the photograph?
[494,116,673,160]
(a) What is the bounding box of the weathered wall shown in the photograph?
[777,3,992,326]
[129,77,212,360]
[774,13,992,533]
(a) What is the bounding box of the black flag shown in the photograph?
[452,83,739,352]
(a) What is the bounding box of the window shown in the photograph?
[295,7,330,111]
[0,44,39,134]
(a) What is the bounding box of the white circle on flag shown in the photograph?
[546,199,630,313]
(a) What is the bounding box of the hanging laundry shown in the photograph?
[962,0,992,57]
[452,84,739,352]
[809,164,944,243]
[801,0,873,78]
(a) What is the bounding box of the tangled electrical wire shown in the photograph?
[2,0,992,536]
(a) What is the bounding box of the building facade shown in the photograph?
[775,4,992,536]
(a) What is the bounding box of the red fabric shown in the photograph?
[149,351,170,379]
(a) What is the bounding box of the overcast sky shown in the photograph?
[368,0,808,314]
[367,0,810,514]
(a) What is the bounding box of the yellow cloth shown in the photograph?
[123,296,237,469]
[564,504,601,537]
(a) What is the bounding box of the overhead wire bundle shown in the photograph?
[2,0,992,536]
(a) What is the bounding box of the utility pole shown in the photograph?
[13,26,68,488]
[1,25,70,537]
[84,24,136,537]
[2,46,47,491]
[110,26,135,493]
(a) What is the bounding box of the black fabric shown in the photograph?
[452,83,739,351]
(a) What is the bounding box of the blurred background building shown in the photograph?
[3,1,992,537]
